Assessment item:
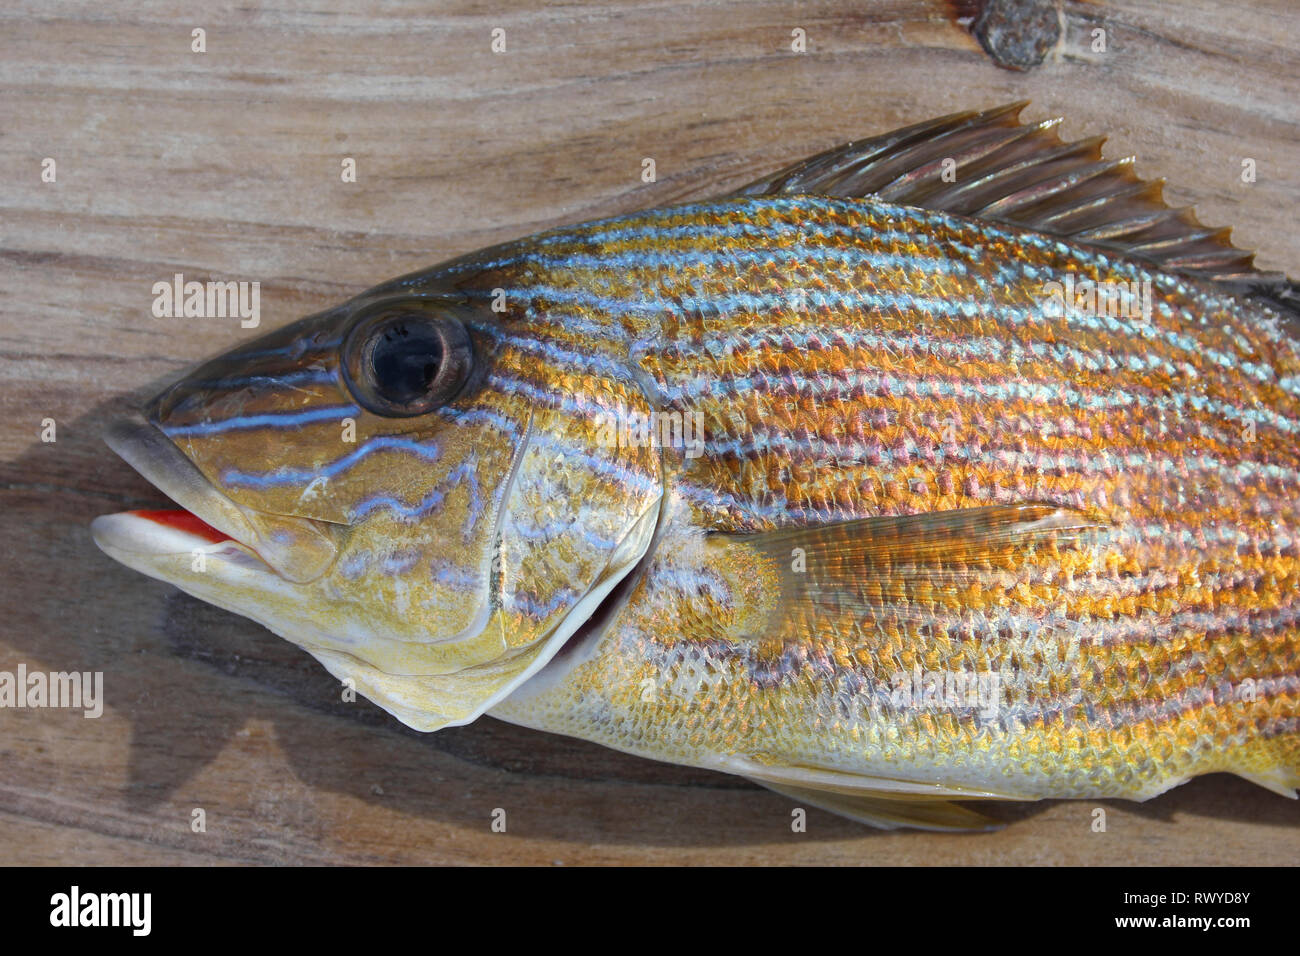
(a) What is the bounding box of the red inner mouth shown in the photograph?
[129,509,231,544]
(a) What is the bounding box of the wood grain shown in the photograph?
[2,0,1298,865]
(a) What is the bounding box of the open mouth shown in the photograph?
[91,415,337,583]
[126,509,230,544]
[91,507,268,579]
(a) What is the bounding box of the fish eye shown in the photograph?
[342,303,474,417]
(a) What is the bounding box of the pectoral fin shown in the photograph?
[732,501,1108,627]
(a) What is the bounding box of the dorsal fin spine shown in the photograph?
[723,102,1295,310]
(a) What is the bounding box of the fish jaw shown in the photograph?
[91,411,494,670]
[91,415,352,654]
[98,414,338,583]
[92,507,438,724]
[90,509,325,638]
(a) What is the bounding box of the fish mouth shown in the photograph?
[91,414,338,585]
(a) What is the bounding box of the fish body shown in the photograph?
[93,106,1300,828]
[480,193,1300,806]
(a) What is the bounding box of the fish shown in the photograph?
[92,103,1300,830]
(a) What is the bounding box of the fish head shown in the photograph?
[92,288,663,729]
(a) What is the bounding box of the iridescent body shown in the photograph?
[94,110,1300,826]
[470,196,1300,802]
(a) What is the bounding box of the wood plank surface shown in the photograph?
[2,0,1298,865]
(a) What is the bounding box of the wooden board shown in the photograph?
[2,0,1298,865]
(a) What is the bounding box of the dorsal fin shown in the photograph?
[728,102,1297,313]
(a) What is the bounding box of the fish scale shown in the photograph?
[477,195,1300,803]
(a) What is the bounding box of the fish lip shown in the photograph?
[103,413,254,535]
[94,412,325,581]
[90,509,269,575]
